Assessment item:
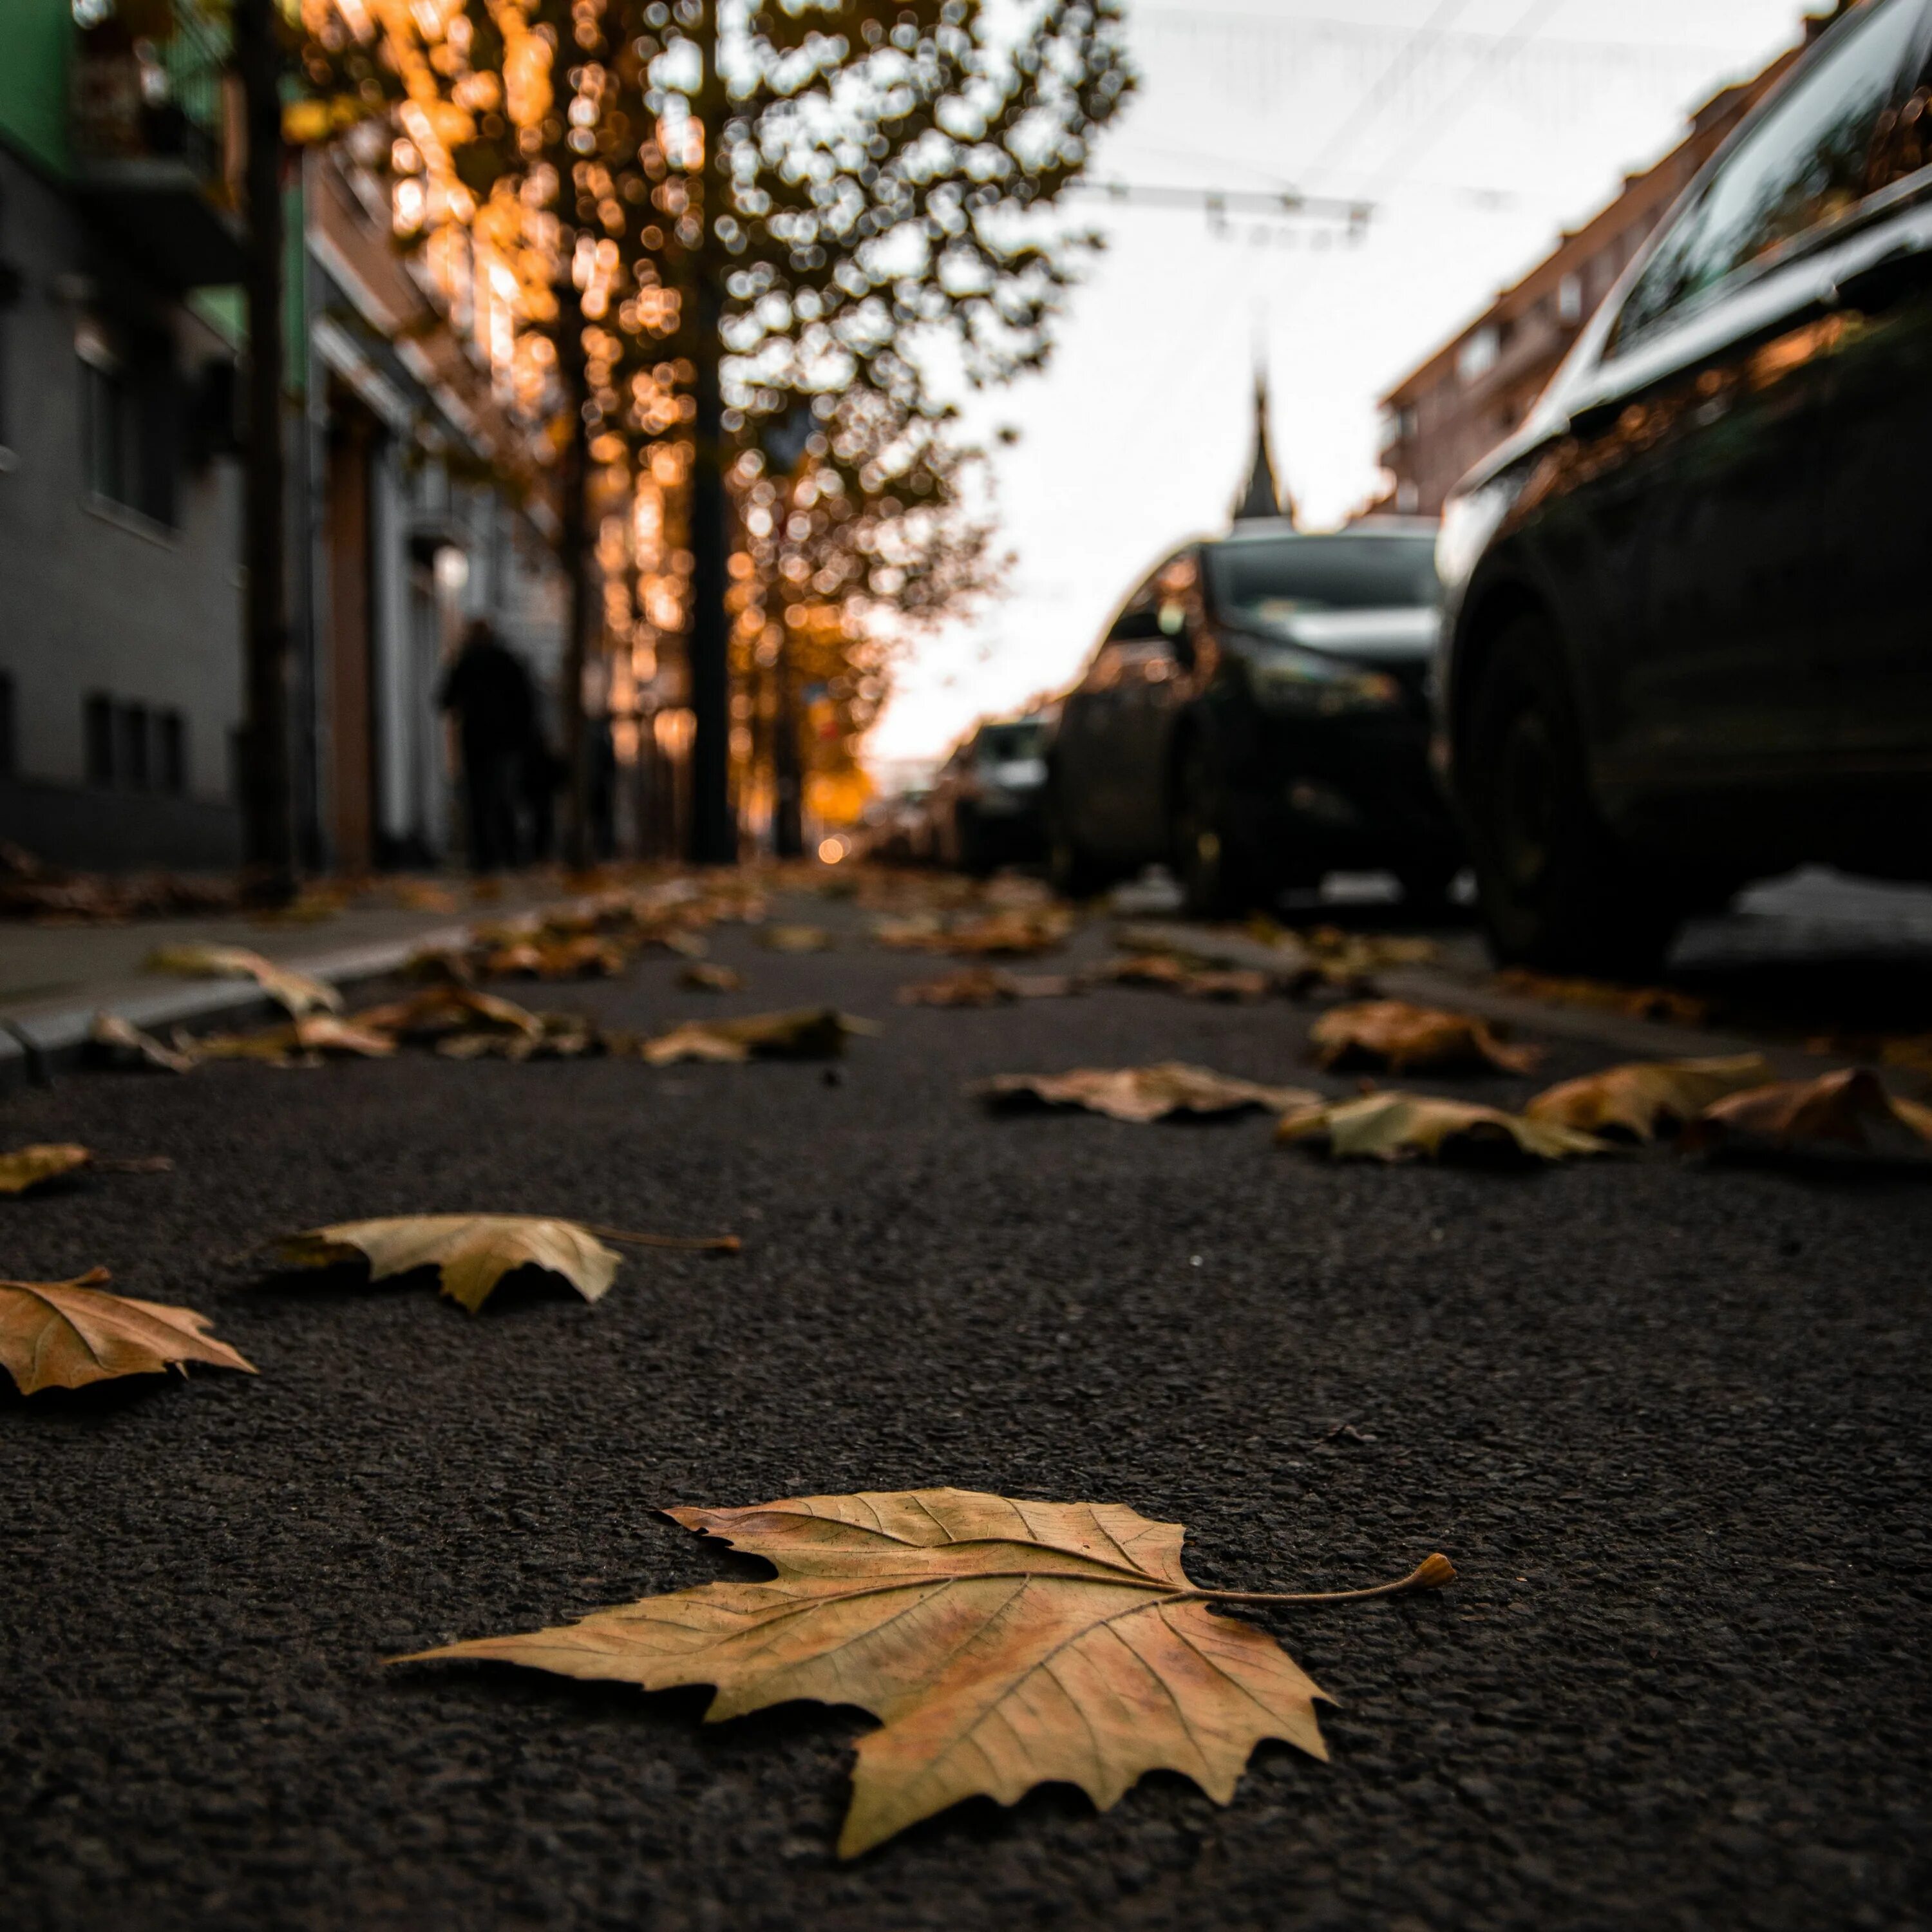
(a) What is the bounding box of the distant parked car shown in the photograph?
[860,788,936,865]
[929,715,1052,873]
[1437,0,1932,972]
[1044,521,1459,912]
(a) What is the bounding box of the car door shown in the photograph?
[1112,551,1203,859]
[1577,0,1930,834]
[1809,50,1932,787]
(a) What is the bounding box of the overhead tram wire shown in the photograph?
[1298,0,1481,182]
[1065,178,1374,236]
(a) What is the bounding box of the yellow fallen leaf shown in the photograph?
[278,1215,626,1313]
[89,1010,195,1074]
[145,943,343,1018]
[1681,1066,1932,1164]
[0,1267,256,1394]
[402,1486,1454,1857]
[760,924,834,952]
[1524,1054,1773,1141]
[1276,1092,1609,1162]
[976,1063,1321,1124]
[0,1143,91,1195]
[640,1007,856,1065]
[1309,1001,1540,1075]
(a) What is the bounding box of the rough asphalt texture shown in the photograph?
[3,898,1928,1931]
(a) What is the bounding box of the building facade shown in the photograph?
[1375,7,1852,517]
[0,0,564,874]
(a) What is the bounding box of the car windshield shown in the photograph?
[1208,535,1439,633]
[977,723,1046,762]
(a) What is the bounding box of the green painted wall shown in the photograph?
[0,0,72,177]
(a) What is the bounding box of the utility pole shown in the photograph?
[232,0,294,901]
[685,4,735,865]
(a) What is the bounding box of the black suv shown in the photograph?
[1438,0,1932,971]
[1045,522,1459,912]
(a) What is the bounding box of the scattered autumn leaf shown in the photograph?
[877,909,1074,956]
[435,1012,600,1061]
[679,962,746,992]
[0,1143,91,1195]
[386,879,461,914]
[1276,1092,1609,1163]
[89,1010,194,1073]
[898,967,1019,1007]
[640,1006,860,1065]
[976,1063,1321,1124]
[190,1012,399,1065]
[1493,967,1712,1028]
[1681,1067,1932,1164]
[483,934,627,979]
[278,1215,625,1312]
[1,1267,256,1394]
[352,984,543,1043]
[1309,1001,1540,1075]
[761,924,834,953]
[403,1486,1453,1857]
[144,942,343,1017]
[1524,1054,1773,1141]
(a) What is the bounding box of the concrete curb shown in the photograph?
[0,922,475,1096]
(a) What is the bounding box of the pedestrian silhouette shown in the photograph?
[439,619,534,873]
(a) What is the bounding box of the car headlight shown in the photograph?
[1249,648,1402,715]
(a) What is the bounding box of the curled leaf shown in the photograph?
[977,1063,1321,1124]
[641,1007,857,1065]
[1681,1067,1932,1164]
[89,1010,194,1074]
[1309,1001,1540,1075]
[351,985,542,1042]
[1276,1092,1609,1163]
[0,1143,91,1196]
[0,1268,256,1393]
[276,1215,624,1313]
[898,967,1019,1007]
[1494,968,1712,1028]
[483,934,627,979]
[1525,1054,1773,1141]
[403,1486,1451,1857]
[144,943,342,1018]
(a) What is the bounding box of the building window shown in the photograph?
[75,316,176,526]
[84,692,115,784]
[157,710,185,794]
[1558,272,1584,322]
[1457,324,1500,384]
[0,670,15,779]
[119,703,149,790]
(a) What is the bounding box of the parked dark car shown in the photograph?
[1044,521,1459,911]
[929,715,1051,873]
[1437,0,1932,971]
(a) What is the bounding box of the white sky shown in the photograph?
[866,0,1810,776]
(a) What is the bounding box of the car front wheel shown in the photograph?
[1172,736,1258,918]
[1463,616,1680,974]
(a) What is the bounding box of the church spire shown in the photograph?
[1231,368,1294,526]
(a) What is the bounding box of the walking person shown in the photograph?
[438,619,533,873]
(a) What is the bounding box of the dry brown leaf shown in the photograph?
[1681,1067,1932,1164]
[678,962,746,992]
[0,1143,91,1195]
[191,1012,398,1064]
[386,878,461,914]
[0,1267,256,1394]
[352,985,543,1042]
[89,1010,195,1073]
[278,1215,625,1312]
[897,967,1019,1008]
[402,1486,1454,1857]
[1276,1092,1609,1163]
[1524,1054,1774,1141]
[640,1006,857,1065]
[144,942,343,1017]
[1309,1000,1541,1075]
[435,1013,600,1061]
[483,934,627,980]
[877,909,1074,957]
[760,924,834,953]
[976,1063,1321,1124]
[1493,967,1712,1028]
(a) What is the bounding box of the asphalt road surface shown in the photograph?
[4,895,1928,1931]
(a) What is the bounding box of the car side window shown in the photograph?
[1615,0,1931,347]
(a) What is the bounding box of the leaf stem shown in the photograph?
[1191,1552,1457,1607]
[578,1222,743,1253]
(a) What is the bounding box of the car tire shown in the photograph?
[1172,734,1258,918]
[1395,861,1460,918]
[1462,615,1680,974]
[955,808,990,876]
[1045,788,1106,899]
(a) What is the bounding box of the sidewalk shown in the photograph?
[0,882,554,1090]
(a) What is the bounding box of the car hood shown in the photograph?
[1236,606,1439,661]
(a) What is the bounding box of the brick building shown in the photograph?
[1375,8,1854,516]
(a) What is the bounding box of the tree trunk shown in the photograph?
[772,628,804,858]
[234,0,294,902]
[556,283,592,872]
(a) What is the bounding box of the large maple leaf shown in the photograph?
[406,1487,1451,1855]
